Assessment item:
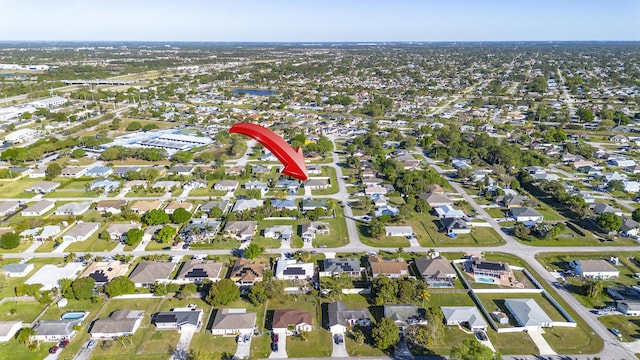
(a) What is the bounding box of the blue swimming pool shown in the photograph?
[61,311,87,321]
[476,276,496,284]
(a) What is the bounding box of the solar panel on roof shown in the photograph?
[283,267,306,275]
[90,270,109,283]
[185,268,209,278]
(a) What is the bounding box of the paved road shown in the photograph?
[72,340,95,360]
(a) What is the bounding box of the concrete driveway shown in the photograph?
[528,331,556,355]
[330,331,348,357]
[234,334,252,360]
[72,340,96,360]
[269,330,288,358]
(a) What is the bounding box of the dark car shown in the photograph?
[59,339,69,348]
[334,334,344,344]
[182,243,189,249]
[271,343,279,352]
[49,345,59,354]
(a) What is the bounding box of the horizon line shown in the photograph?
[0,40,639,44]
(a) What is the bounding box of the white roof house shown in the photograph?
[385,226,414,237]
[2,263,34,277]
[441,306,487,331]
[0,321,22,342]
[62,222,100,242]
[25,263,85,291]
[232,199,264,213]
[274,258,314,280]
[54,202,92,216]
[263,225,293,240]
[504,299,553,331]
[21,200,55,216]
[434,205,466,219]
[570,260,620,279]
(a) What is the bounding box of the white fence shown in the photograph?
[551,321,577,328]
[472,288,544,294]
[112,294,164,299]
[469,222,492,228]
[341,288,371,295]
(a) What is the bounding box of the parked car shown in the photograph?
[59,339,69,348]
[273,333,279,343]
[271,343,279,352]
[87,339,97,349]
[610,328,622,338]
[334,334,344,344]
[49,346,59,354]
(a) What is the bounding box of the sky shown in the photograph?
[0,0,638,42]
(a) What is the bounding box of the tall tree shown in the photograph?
[206,279,239,306]
[372,317,400,350]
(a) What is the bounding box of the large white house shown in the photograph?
[274,258,314,280]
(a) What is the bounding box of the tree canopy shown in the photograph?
[596,212,623,232]
[124,228,144,246]
[244,242,264,260]
[206,279,239,306]
[450,339,502,360]
[372,317,400,350]
[171,208,192,224]
[0,232,20,249]
[143,209,170,226]
[105,276,135,297]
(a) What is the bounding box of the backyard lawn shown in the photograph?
[286,329,332,358]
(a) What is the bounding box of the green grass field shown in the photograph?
[287,329,332,357]
[0,301,46,323]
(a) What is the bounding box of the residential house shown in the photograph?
[434,205,466,219]
[164,201,193,215]
[90,310,145,338]
[53,202,92,216]
[263,225,293,241]
[275,179,299,194]
[471,258,514,286]
[307,165,322,175]
[154,306,203,332]
[232,199,264,213]
[176,260,223,283]
[364,185,387,196]
[128,262,175,288]
[325,302,371,333]
[624,181,640,193]
[593,202,623,217]
[80,261,130,285]
[25,181,59,194]
[214,180,239,192]
[0,321,22,342]
[223,221,258,241]
[60,166,87,178]
[510,207,544,223]
[427,184,446,194]
[375,205,400,217]
[251,164,270,175]
[419,193,454,208]
[300,222,330,242]
[272,309,313,335]
[272,199,297,211]
[0,201,19,216]
[244,180,268,193]
[25,263,85,291]
[414,256,456,287]
[210,308,257,335]
[20,226,61,242]
[495,195,530,209]
[2,263,34,277]
[89,179,120,192]
[621,218,640,238]
[105,223,141,241]
[261,152,278,161]
[320,258,361,277]
[153,180,180,191]
[383,304,427,328]
[301,199,328,212]
[85,166,113,177]
[113,166,140,177]
[385,226,414,237]
[31,320,81,342]
[607,286,640,316]
[180,220,221,242]
[200,200,229,215]
[96,200,127,214]
[440,217,471,235]
[304,179,330,190]
[169,165,195,176]
[229,258,268,286]
[274,258,314,280]
[504,299,553,331]
[569,260,619,279]
[130,200,163,214]
[441,307,488,331]
[62,222,100,242]
[367,256,409,278]
[226,166,244,176]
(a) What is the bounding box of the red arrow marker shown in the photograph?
[229,122,308,181]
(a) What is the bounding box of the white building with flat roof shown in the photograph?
[26,262,85,291]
